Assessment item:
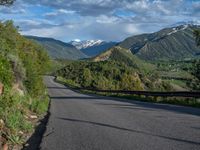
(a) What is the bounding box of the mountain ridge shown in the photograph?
[119,24,200,60]
[25,36,87,60]
[93,46,155,73]
[69,40,105,49]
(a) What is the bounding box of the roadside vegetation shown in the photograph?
[0,21,50,149]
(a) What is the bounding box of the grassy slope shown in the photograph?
[0,21,50,149]
[26,36,87,60]
[119,25,200,60]
[93,46,156,74]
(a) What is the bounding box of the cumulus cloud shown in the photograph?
[44,9,75,17]
[1,0,199,42]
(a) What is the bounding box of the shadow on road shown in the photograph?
[47,77,200,117]
[49,91,200,117]
[96,101,200,116]
[57,117,200,146]
[22,111,50,150]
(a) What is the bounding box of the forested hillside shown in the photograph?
[120,24,200,60]
[56,60,173,92]
[0,21,50,149]
[26,36,87,60]
[56,45,200,93]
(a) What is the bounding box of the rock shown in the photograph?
[3,144,8,150]
[19,131,24,135]
[0,83,4,95]
[30,115,38,119]
[0,119,4,129]
[0,119,4,124]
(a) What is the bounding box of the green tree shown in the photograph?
[0,55,13,87]
[81,68,92,88]
[120,73,144,90]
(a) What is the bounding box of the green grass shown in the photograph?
[164,79,188,89]
[158,70,193,79]
[0,89,49,145]
[30,97,49,115]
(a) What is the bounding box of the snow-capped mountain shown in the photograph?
[119,24,200,60]
[69,39,117,57]
[69,40,105,50]
[167,24,189,36]
[170,21,200,28]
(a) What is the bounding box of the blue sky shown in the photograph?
[0,0,200,42]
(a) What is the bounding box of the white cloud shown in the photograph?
[2,0,199,42]
[58,9,75,14]
[44,9,76,17]
[96,15,119,24]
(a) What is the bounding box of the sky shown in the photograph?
[0,0,200,42]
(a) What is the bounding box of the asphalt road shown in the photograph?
[41,76,200,150]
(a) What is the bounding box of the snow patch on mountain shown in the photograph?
[170,21,200,27]
[167,25,189,36]
[69,40,104,49]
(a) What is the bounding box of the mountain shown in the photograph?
[119,24,200,60]
[69,40,117,57]
[93,46,155,73]
[170,21,200,27]
[69,40,104,49]
[26,36,87,60]
[81,42,117,57]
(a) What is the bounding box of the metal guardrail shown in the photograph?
[56,79,200,98]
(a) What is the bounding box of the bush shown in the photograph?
[0,55,13,87]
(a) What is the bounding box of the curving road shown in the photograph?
[41,76,200,150]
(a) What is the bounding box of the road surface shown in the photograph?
[41,76,200,150]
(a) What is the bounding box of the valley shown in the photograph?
[24,24,200,93]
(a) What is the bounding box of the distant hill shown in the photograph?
[56,46,172,91]
[25,36,87,60]
[69,40,117,57]
[119,24,200,60]
[93,46,155,73]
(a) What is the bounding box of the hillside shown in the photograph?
[119,24,200,60]
[26,36,87,60]
[0,21,50,149]
[93,46,155,73]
